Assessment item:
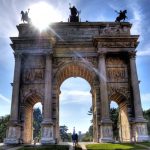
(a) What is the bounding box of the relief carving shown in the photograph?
[136,124,147,136]
[98,42,136,48]
[102,126,112,137]
[43,127,53,138]
[108,84,130,99]
[106,57,126,66]
[107,68,128,81]
[23,68,44,82]
[8,127,17,138]
[100,24,129,36]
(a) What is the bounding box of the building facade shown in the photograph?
[5,22,149,144]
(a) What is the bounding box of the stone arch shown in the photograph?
[53,61,100,142]
[23,92,43,144]
[54,60,99,88]
[109,92,131,142]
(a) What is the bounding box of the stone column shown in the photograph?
[5,53,22,144]
[41,53,55,144]
[129,51,149,141]
[98,51,113,142]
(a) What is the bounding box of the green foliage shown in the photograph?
[67,132,72,142]
[110,108,119,138]
[143,109,150,135]
[33,108,43,139]
[88,125,93,137]
[0,115,10,142]
[88,106,93,123]
[86,143,146,150]
[59,125,69,142]
[88,106,93,115]
[82,131,93,142]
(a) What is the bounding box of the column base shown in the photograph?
[99,121,114,143]
[41,138,55,144]
[41,121,55,144]
[100,137,114,143]
[133,122,149,142]
[136,135,149,142]
[4,126,21,145]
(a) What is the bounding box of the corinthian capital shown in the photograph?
[129,50,136,59]
[14,52,22,60]
[98,50,107,58]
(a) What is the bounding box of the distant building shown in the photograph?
[78,131,82,142]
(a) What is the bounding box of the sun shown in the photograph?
[29,2,62,30]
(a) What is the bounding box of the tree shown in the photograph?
[88,106,93,123]
[0,115,10,142]
[33,108,43,139]
[82,131,92,142]
[110,108,119,138]
[60,125,69,142]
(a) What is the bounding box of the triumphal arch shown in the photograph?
[5,21,149,144]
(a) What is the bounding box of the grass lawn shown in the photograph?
[18,145,69,150]
[86,143,147,150]
[138,142,150,147]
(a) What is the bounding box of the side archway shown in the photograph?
[23,93,43,144]
[109,92,131,142]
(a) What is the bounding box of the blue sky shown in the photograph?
[0,0,150,133]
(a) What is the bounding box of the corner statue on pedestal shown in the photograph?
[21,9,31,23]
[69,4,80,22]
[115,10,127,22]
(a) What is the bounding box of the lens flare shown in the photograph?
[29,2,62,30]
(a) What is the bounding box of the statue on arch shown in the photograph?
[21,9,31,23]
[115,10,127,22]
[69,3,80,22]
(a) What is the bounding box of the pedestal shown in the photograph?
[133,122,149,142]
[4,126,21,144]
[99,121,114,143]
[41,121,55,144]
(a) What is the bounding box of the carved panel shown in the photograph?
[102,126,113,137]
[98,42,136,48]
[23,68,45,83]
[22,55,45,68]
[107,68,128,82]
[20,84,44,102]
[99,24,130,36]
[136,123,148,136]
[107,83,130,99]
[106,57,126,66]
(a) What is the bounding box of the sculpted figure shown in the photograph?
[115,10,127,22]
[69,3,80,22]
[21,9,31,23]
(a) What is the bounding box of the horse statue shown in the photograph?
[115,10,127,22]
[21,9,31,23]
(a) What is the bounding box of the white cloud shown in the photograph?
[141,93,150,110]
[129,3,143,41]
[0,94,11,103]
[141,93,150,103]
[137,42,150,56]
[137,50,150,56]
[60,90,92,104]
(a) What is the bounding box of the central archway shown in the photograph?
[53,61,99,142]
[59,77,92,141]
